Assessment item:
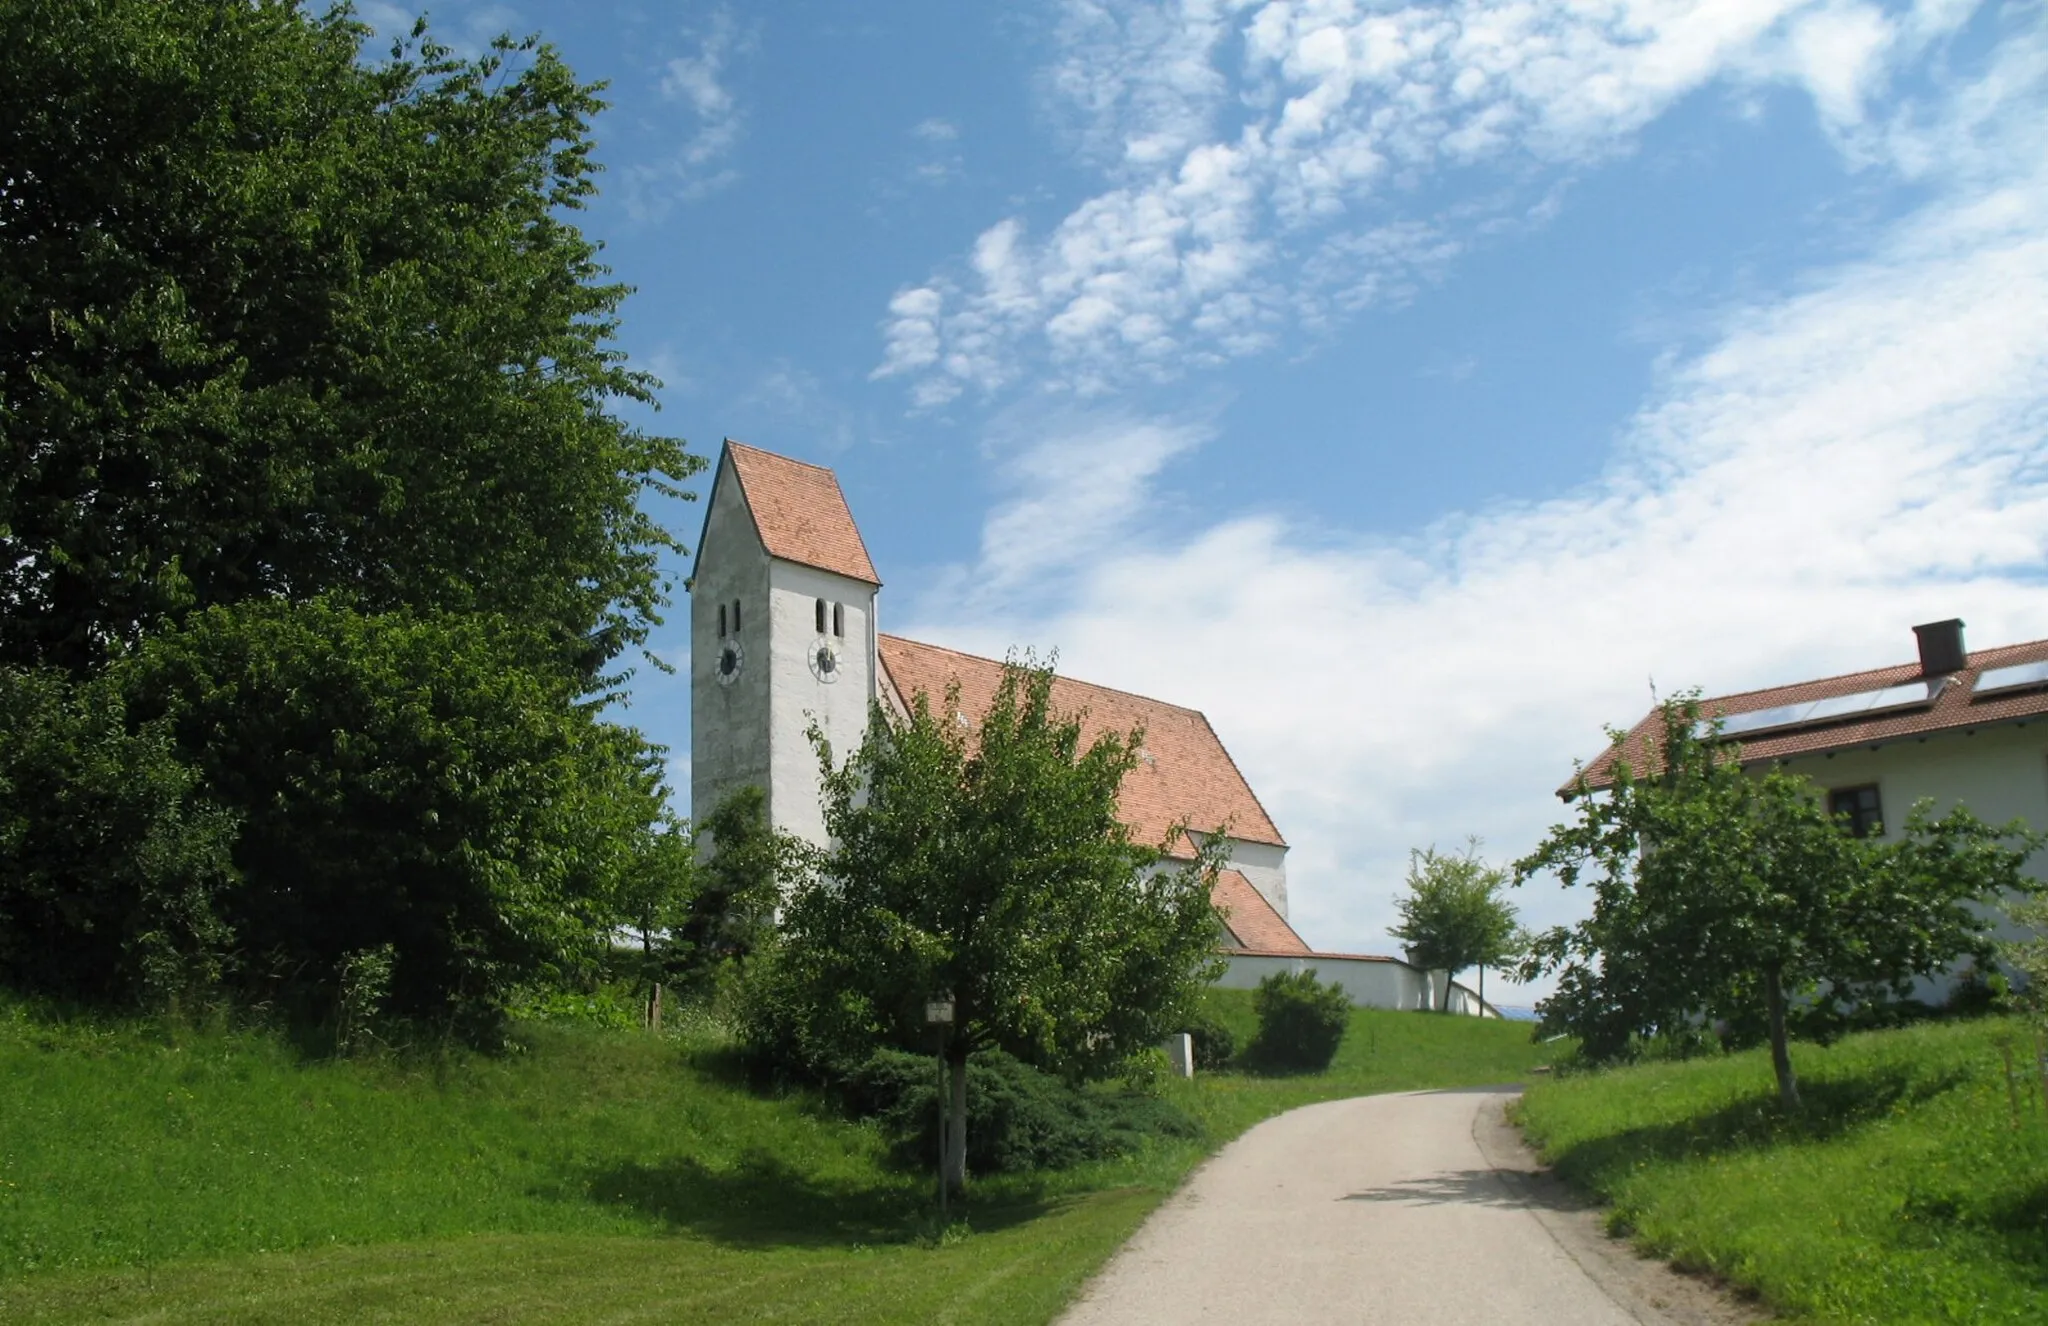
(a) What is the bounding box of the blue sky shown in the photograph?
[367,1,2048,1000]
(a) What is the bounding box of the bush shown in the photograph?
[0,667,239,1007]
[1245,969,1350,1073]
[1184,1011,1237,1070]
[842,1048,1200,1174]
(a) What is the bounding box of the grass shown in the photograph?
[0,990,1550,1323]
[1515,1015,2048,1324]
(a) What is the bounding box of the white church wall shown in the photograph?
[1222,839,1289,919]
[764,559,878,851]
[1217,954,1492,1015]
[690,455,773,829]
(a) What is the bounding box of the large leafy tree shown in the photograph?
[0,1,698,1027]
[1388,840,1520,1013]
[0,0,696,681]
[761,660,1225,1195]
[1519,696,2043,1107]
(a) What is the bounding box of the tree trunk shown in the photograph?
[943,1045,969,1198]
[1764,965,1800,1110]
[1478,964,1485,1018]
[1440,970,1453,1012]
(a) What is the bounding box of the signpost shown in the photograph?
[925,995,955,1218]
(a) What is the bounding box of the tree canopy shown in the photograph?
[752,659,1225,1193]
[0,1,698,1033]
[1519,695,2043,1105]
[0,0,695,682]
[1388,840,1519,1012]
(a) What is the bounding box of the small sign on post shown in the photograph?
[925,1000,955,1025]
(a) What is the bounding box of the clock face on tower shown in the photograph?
[809,639,841,683]
[715,638,744,685]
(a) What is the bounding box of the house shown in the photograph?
[1569,618,2048,993]
[688,439,1490,1013]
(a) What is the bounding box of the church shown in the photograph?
[689,440,1487,1012]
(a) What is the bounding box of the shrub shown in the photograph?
[1184,1011,1237,1070]
[843,1048,1200,1174]
[1245,969,1350,1073]
[0,667,239,1007]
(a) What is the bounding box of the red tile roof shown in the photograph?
[877,634,1287,856]
[1572,634,2048,794]
[724,440,880,585]
[1212,870,1309,954]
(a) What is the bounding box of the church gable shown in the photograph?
[876,634,1286,858]
[710,440,881,586]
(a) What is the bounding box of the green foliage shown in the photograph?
[844,1049,1200,1175]
[1518,1016,2048,1324]
[1388,839,1520,1008]
[1520,695,2044,1105]
[2004,893,2048,1028]
[758,658,1225,1085]
[0,0,699,682]
[1244,969,1351,1073]
[117,598,668,1033]
[0,666,239,1006]
[677,786,809,982]
[1183,1010,1237,1071]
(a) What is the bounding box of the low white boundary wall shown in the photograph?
[1217,952,1496,1016]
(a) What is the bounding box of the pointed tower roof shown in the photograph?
[701,440,881,585]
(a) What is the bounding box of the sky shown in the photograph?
[363,0,2048,1003]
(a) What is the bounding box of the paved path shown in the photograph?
[1059,1086,1750,1326]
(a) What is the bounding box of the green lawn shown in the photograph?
[0,993,1550,1323]
[1516,1015,2048,1324]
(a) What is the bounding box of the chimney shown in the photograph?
[1912,619,1967,677]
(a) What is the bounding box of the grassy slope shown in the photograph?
[0,993,1550,1324]
[1516,1016,2048,1325]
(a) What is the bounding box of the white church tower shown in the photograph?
[689,440,881,848]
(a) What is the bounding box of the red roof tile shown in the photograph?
[724,441,880,585]
[876,634,1287,855]
[1572,635,2048,794]
[1212,870,1309,954]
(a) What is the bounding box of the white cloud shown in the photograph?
[876,0,1994,401]
[897,45,2048,996]
[626,11,750,216]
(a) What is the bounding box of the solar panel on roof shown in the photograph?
[1973,659,2048,698]
[1703,679,1944,740]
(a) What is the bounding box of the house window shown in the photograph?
[732,599,741,632]
[718,604,726,638]
[832,602,844,638]
[1829,784,1884,838]
[815,598,827,633]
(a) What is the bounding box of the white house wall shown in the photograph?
[1185,832,1289,919]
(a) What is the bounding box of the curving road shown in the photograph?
[1059,1087,1752,1326]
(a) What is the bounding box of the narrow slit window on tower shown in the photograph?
[815,598,827,633]
[718,604,726,638]
[732,599,741,632]
[833,602,844,638]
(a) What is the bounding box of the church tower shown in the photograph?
[690,441,881,849]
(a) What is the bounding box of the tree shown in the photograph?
[1519,695,2044,1107]
[2003,894,2048,1028]
[1389,840,1519,1013]
[762,659,1225,1196]
[0,1,698,683]
[0,1,701,1029]
[615,815,697,1017]
[115,598,669,1034]
[679,787,809,981]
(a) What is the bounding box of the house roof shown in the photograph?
[722,440,881,586]
[1571,633,2048,794]
[1211,870,1310,955]
[876,634,1287,856]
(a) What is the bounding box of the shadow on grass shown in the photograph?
[1546,1062,1968,1186]
[564,1150,1060,1249]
